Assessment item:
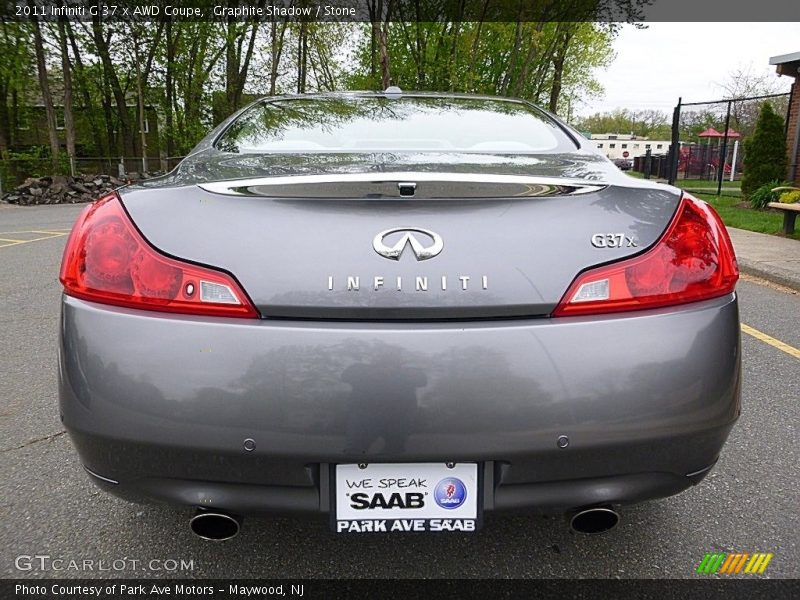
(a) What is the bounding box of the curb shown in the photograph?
[737,259,800,292]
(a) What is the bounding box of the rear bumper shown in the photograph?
[59,293,741,514]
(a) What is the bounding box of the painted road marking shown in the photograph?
[741,323,800,360]
[0,230,68,248]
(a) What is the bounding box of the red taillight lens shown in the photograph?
[59,194,258,318]
[553,193,738,317]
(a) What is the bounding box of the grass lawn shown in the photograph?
[678,179,742,197]
[695,193,800,241]
[626,172,741,193]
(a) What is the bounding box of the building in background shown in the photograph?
[770,51,800,185]
[590,133,672,161]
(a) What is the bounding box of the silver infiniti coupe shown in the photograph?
[58,91,740,539]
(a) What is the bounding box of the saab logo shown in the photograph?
[349,492,425,510]
[433,477,467,510]
[696,552,774,574]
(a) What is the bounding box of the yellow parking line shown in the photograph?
[0,229,69,235]
[0,232,68,249]
[742,323,800,360]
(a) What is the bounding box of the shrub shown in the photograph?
[1,147,71,191]
[748,180,783,210]
[742,102,788,198]
[779,190,800,204]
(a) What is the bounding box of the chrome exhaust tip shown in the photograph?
[190,509,242,541]
[569,506,620,534]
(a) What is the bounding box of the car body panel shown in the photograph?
[59,292,740,512]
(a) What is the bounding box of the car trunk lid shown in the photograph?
[120,174,681,319]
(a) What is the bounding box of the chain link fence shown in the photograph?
[661,92,790,196]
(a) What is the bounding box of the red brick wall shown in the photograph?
[788,80,800,184]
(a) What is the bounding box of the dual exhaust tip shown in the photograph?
[188,505,619,540]
[569,506,620,534]
[190,510,242,541]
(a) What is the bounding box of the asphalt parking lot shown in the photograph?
[0,202,798,579]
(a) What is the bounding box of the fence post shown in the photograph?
[668,97,681,185]
[730,140,739,182]
[717,100,732,196]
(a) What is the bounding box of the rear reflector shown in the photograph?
[553,193,738,316]
[59,193,258,318]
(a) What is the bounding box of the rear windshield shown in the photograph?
[215,96,575,154]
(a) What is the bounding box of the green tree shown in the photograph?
[576,108,671,139]
[346,20,615,116]
[742,102,787,198]
[0,23,33,156]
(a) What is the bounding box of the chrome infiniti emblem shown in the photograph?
[373,227,443,261]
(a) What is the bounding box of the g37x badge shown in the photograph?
[591,233,637,248]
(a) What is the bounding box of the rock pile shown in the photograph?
[2,172,160,205]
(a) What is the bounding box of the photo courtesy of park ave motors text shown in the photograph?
[0,0,798,590]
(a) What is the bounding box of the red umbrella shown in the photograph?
[698,127,723,138]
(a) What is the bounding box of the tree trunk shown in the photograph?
[548,28,574,113]
[10,88,18,148]
[378,4,392,89]
[368,1,378,81]
[31,16,60,166]
[296,22,308,94]
[413,2,425,87]
[66,21,105,156]
[0,86,9,155]
[512,21,546,97]
[225,3,264,115]
[465,0,490,91]
[164,21,177,158]
[57,19,76,169]
[500,12,525,95]
[269,18,288,95]
[91,18,135,156]
[132,32,148,172]
[225,17,241,115]
[447,1,466,90]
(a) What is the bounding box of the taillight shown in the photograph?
[553,193,738,317]
[59,193,258,318]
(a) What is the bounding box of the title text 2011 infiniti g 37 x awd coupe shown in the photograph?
[58,91,740,539]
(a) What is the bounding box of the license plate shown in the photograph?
[333,463,479,533]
